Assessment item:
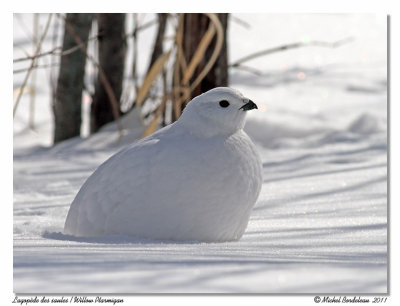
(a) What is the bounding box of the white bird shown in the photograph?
[64,87,262,242]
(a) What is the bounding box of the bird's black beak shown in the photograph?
[239,100,258,111]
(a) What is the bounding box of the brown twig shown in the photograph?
[13,13,53,118]
[13,19,155,64]
[14,63,60,74]
[13,34,99,63]
[230,37,354,67]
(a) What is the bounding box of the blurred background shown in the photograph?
[13,13,387,152]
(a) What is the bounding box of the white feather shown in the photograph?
[64,87,263,242]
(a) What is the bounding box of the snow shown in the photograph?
[13,13,387,293]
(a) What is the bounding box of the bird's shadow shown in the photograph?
[42,231,214,245]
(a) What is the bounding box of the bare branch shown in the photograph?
[230,15,251,29]
[232,65,263,76]
[14,63,59,74]
[13,18,153,64]
[13,14,53,118]
[13,34,99,63]
[230,37,354,67]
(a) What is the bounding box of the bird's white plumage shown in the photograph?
[64,87,262,242]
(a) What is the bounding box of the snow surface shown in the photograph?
[13,14,387,293]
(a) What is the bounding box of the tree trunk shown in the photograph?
[90,13,126,133]
[53,13,93,143]
[183,13,229,98]
[203,14,229,91]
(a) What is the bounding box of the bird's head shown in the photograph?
[178,87,258,138]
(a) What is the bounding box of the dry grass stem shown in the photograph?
[135,50,172,108]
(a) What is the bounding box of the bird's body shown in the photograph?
[64,87,262,242]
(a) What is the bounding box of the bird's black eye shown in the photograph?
[219,100,230,108]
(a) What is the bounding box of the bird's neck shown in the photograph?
[177,115,240,139]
